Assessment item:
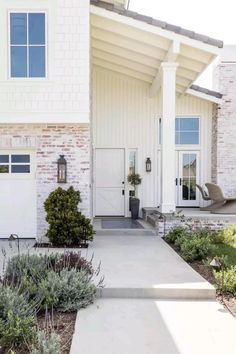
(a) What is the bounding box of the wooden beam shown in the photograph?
[150,40,180,96]
[92,27,166,60]
[93,58,153,83]
[92,39,161,69]
[92,49,157,77]
[91,14,170,51]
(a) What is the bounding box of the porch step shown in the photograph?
[97,286,215,300]
[95,229,155,236]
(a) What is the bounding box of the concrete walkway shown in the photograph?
[70,235,236,354]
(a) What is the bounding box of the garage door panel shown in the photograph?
[0,150,36,239]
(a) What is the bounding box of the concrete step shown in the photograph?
[70,299,236,354]
[95,229,155,236]
[98,285,215,300]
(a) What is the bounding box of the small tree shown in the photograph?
[44,187,95,246]
[127,173,142,197]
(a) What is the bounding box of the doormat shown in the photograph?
[101,218,144,229]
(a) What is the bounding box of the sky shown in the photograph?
[128,0,235,89]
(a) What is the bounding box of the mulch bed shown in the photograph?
[37,311,77,354]
[34,242,88,249]
[165,240,236,318]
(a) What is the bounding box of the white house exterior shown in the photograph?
[1,0,234,240]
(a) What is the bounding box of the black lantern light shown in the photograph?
[146,157,151,172]
[57,155,67,183]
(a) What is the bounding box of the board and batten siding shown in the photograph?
[92,67,213,214]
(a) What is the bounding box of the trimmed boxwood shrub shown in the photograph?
[44,186,95,246]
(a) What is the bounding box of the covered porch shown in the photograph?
[91,1,223,217]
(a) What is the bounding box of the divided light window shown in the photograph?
[10,12,46,78]
[0,154,30,174]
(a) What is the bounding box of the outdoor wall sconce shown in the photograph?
[57,155,67,183]
[146,157,151,172]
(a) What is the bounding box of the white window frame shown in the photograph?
[175,116,201,146]
[8,11,48,80]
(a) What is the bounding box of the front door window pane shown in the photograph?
[182,153,197,201]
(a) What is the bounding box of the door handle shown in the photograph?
[122,190,125,195]
[180,178,182,186]
[175,178,178,186]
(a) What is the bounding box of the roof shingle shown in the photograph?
[91,0,223,48]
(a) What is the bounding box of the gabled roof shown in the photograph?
[91,0,223,48]
[91,0,223,98]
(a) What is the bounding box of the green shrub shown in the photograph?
[173,230,215,262]
[40,269,97,312]
[0,285,37,349]
[219,225,236,244]
[31,331,61,354]
[44,186,95,246]
[165,226,189,244]
[179,234,215,262]
[214,266,236,295]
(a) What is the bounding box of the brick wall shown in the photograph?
[0,124,90,240]
[213,62,236,196]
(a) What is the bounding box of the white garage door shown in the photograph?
[0,150,37,239]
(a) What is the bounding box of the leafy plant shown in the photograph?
[40,269,97,312]
[0,285,37,349]
[214,266,236,295]
[54,251,93,274]
[127,173,142,197]
[165,226,189,244]
[44,186,95,246]
[173,229,215,262]
[31,331,61,354]
[219,225,236,244]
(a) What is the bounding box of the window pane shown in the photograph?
[0,166,9,173]
[175,118,180,131]
[10,13,27,45]
[11,155,30,163]
[29,13,45,45]
[29,46,45,77]
[179,132,199,144]
[11,46,27,77]
[179,118,199,131]
[11,165,30,173]
[0,155,9,163]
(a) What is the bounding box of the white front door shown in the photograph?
[176,151,200,207]
[95,149,125,216]
[0,150,37,238]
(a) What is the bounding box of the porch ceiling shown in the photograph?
[91,4,222,95]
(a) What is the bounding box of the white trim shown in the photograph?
[0,112,90,123]
[90,5,221,55]
[186,88,222,104]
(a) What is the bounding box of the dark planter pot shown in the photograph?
[130,197,140,220]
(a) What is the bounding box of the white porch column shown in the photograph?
[160,62,178,213]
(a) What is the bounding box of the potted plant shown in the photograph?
[127,173,142,219]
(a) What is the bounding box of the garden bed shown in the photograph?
[34,242,88,249]
[165,232,236,318]
[37,311,77,354]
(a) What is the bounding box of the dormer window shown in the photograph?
[10,12,46,78]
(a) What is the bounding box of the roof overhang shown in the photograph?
[186,85,223,104]
[91,3,223,96]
